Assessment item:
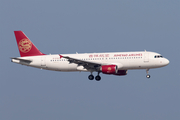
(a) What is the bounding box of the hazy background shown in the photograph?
[0,0,179,120]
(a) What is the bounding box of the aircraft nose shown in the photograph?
[164,58,170,66]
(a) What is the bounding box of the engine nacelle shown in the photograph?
[113,70,127,76]
[100,65,118,74]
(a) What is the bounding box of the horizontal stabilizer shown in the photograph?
[11,57,32,63]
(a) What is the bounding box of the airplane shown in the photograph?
[11,31,169,81]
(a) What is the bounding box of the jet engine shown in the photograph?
[100,65,118,74]
[100,65,127,76]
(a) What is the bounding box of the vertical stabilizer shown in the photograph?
[14,31,45,57]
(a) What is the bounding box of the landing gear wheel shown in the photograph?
[95,75,101,81]
[146,74,150,78]
[146,69,150,79]
[88,75,94,80]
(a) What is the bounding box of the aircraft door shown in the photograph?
[144,53,149,62]
[41,57,46,66]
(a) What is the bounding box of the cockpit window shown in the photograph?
[154,55,163,58]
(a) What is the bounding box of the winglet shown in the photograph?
[14,31,45,57]
[59,54,63,59]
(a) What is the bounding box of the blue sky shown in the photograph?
[0,0,179,120]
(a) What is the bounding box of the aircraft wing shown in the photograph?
[60,55,102,71]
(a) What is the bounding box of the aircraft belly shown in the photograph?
[121,60,149,69]
[46,61,77,71]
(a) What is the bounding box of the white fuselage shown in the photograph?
[12,51,169,72]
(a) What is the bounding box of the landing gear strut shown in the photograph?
[146,69,150,78]
[95,72,101,81]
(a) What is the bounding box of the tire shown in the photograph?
[88,75,94,80]
[146,74,150,78]
[95,75,101,81]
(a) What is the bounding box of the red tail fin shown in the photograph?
[14,31,45,57]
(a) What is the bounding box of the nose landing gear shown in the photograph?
[146,69,150,78]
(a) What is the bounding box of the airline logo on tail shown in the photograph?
[18,39,32,53]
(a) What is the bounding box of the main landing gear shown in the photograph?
[88,72,101,81]
[146,69,150,78]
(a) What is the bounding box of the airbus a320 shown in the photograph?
[11,31,169,81]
